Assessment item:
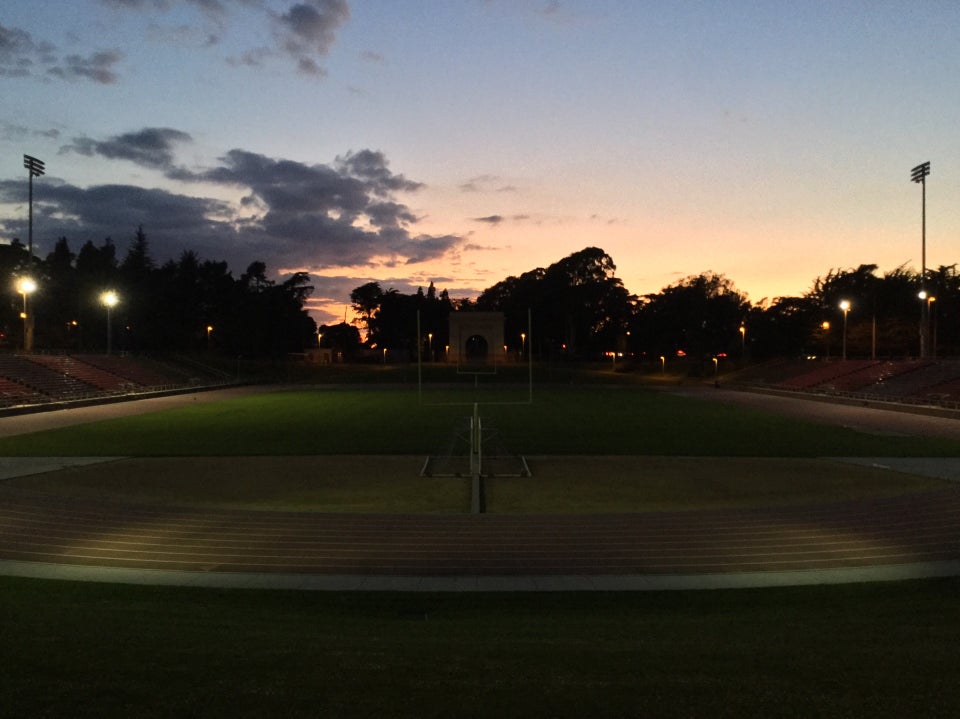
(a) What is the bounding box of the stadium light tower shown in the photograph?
[911,161,931,358]
[23,155,45,259]
[22,155,44,354]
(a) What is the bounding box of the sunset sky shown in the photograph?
[2,1,959,324]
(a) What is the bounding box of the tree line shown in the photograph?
[3,227,316,357]
[347,247,959,363]
[5,229,957,362]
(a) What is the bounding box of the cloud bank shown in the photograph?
[2,127,462,280]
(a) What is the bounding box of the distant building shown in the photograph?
[447,311,505,367]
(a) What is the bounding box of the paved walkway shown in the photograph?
[2,385,960,592]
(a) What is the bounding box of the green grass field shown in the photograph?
[3,576,960,718]
[2,385,958,457]
[3,383,960,716]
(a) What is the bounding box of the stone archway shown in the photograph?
[447,312,504,365]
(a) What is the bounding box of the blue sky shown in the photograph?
[2,1,959,323]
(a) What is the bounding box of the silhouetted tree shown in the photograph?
[634,272,748,363]
[478,247,632,357]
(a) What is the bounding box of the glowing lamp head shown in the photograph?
[101,290,119,308]
[839,300,850,312]
[17,277,37,294]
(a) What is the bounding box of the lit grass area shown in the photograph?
[9,456,949,513]
[2,576,959,718]
[12,456,469,513]
[486,457,951,513]
[2,386,960,457]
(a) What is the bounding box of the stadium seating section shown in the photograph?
[0,354,229,408]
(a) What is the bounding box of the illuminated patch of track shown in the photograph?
[3,485,960,576]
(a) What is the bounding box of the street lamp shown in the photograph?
[428,332,433,362]
[738,324,746,356]
[821,321,831,359]
[17,277,37,353]
[100,290,119,355]
[839,300,850,361]
[911,161,931,358]
[520,332,526,360]
[207,325,214,351]
[918,291,937,359]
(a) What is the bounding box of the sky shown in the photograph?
[2,0,960,325]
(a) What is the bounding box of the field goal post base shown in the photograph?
[417,311,533,512]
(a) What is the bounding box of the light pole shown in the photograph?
[918,292,936,359]
[911,161,931,358]
[428,332,433,362]
[23,155,44,259]
[206,325,214,351]
[739,324,746,357]
[101,291,119,355]
[17,277,37,353]
[520,332,526,360]
[839,300,850,361]
[22,155,44,354]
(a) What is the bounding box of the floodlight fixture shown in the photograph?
[24,154,45,177]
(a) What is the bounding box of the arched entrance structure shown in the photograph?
[448,312,504,367]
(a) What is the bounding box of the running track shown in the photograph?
[2,385,960,590]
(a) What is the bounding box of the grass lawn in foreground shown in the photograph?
[2,576,959,718]
[2,386,960,457]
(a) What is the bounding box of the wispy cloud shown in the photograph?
[459,174,518,193]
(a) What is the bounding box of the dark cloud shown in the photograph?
[49,50,123,84]
[0,178,237,264]
[0,23,122,84]
[274,0,349,74]
[0,23,56,80]
[62,128,193,171]
[335,149,423,195]
[0,136,462,281]
[474,215,504,224]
